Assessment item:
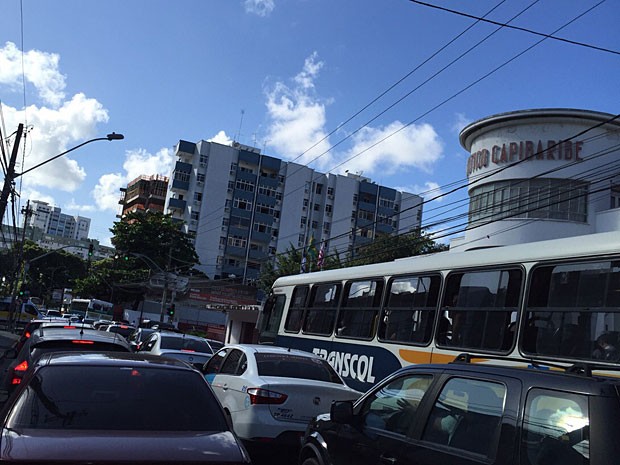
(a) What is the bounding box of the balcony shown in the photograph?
[168,198,187,211]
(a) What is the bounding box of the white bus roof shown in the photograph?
[272,231,620,287]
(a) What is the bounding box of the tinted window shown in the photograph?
[107,326,134,337]
[380,275,440,344]
[520,389,589,465]
[31,341,130,361]
[220,349,245,375]
[303,283,341,335]
[284,286,309,332]
[204,349,228,374]
[524,260,620,362]
[361,374,432,435]
[440,269,521,351]
[422,378,506,456]
[337,279,384,339]
[160,336,212,354]
[256,353,343,384]
[8,366,228,431]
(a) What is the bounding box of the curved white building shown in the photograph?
[454,108,620,249]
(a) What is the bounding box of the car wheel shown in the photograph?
[301,456,320,465]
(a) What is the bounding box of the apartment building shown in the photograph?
[118,174,169,218]
[165,139,423,281]
[27,200,90,241]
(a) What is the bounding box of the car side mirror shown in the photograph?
[331,400,354,424]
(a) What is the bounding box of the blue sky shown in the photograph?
[1,0,618,246]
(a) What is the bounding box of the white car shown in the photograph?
[138,331,214,370]
[202,344,361,448]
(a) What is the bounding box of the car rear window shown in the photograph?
[31,341,130,361]
[107,326,134,337]
[256,353,344,384]
[8,365,228,431]
[160,336,212,354]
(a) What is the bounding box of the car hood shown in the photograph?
[0,429,248,463]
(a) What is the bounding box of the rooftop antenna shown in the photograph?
[235,109,245,142]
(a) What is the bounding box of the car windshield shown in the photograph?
[7,365,228,431]
[256,353,344,384]
[160,336,212,353]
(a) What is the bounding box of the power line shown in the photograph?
[409,0,619,56]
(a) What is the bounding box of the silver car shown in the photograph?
[138,331,214,370]
[202,344,361,449]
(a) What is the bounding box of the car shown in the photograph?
[127,327,157,352]
[298,354,620,465]
[0,351,251,464]
[104,323,136,339]
[44,309,62,318]
[12,317,68,352]
[2,327,132,393]
[138,331,214,370]
[202,344,361,451]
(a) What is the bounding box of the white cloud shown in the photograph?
[265,52,332,168]
[244,0,275,17]
[93,147,175,212]
[1,93,109,193]
[0,41,66,107]
[339,122,443,176]
[452,112,472,135]
[208,130,233,146]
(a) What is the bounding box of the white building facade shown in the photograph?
[28,200,91,241]
[165,140,423,283]
[453,108,620,249]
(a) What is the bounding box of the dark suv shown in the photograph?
[299,355,620,465]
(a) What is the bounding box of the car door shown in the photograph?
[402,372,521,465]
[328,371,435,465]
[211,349,248,415]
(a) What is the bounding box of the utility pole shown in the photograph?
[0,123,24,225]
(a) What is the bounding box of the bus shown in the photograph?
[258,231,620,391]
[68,298,114,322]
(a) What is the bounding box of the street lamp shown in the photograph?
[0,125,124,222]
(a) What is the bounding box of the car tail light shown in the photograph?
[64,325,76,329]
[181,349,195,353]
[246,388,288,405]
[14,361,28,373]
[72,340,94,345]
[25,331,31,338]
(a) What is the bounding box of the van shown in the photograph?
[0,297,45,328]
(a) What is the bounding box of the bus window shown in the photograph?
[258,294,287,344]
[380,275,440,344]
[523,260,620,362]
[303,283,341,336]
[284,286,309,333]
[336,279,384,339]
[440,268,521,352]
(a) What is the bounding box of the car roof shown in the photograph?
[220,344,321,358]
[30,327,131,348]
[396,359,620,396]
[37,351,198,370]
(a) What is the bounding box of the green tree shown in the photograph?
[257,243,344,294]
[348,229,448,267]
[72,211,200,305]
[110,211,199,272]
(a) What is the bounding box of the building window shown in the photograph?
[233,198,252,211]
[227,235,247,248]
[253,222,272,234]
[314,203,320,211]
[190,211,200,221]
[235,179,255,193]
[469,178,588,224]
[194,192,202,202]
[300,216,307,227]
[311,220,318,229]
[199,154,208,165]
[327,187,334,196]
[325,204,333,215]
[315,183,323,194]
